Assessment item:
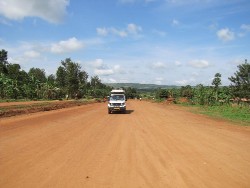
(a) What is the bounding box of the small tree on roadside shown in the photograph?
[212,73,222,102]
[155,88,168,99]
[194,84,205,105]
[0,49,9,74]
[228,60,250,99]
[180,85,193,99]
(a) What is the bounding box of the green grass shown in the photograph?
[180,104,250,126]
[0,99,31,103]
[153,98,165,103]
[204,105,249,122]
[0,107,6,112]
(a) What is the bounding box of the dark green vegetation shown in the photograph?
[154,60,249,105]
[0,49,113,100]
[0,49,142,101]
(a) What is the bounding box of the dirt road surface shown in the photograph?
[1,100,250,188]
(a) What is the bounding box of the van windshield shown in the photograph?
[110,95,125,101]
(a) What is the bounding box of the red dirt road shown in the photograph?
[0,100,250,188]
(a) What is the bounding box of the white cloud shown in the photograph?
[8,57,20,64]
[92,59,105,68]
[51,37,83,54]
[209,23,218,31]
[155,77,164,85]
[241,24,250,32]
[239,24,250,37]
[152,61,167,69]
[96,23,142,38]
[217,28,235,42]
[110,28,128,37]
[175,78,195,86]
[96,28,108,36]
[189,60,210,68]
[108,78,117,83]
[0,17,12,26]
[24,50,40,58]
[90,59,125,76]
[191,72,199,77]
[113,65,126,74]
[172,19,179,26]
[127,23,142,34]
[238,33,245,38]
[3,42,47,66]
[231,59,244,65]
[0,0,69,23]
[152,29,166,37]
[175,61,182,66]
[175,79,189,85]
[94,69,114,76]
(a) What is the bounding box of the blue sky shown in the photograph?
[0,0,249,85]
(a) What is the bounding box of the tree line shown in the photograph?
[1,48,249,105]
[155,60,250,106]
[0,49,112,100]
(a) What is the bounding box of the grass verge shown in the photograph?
[0,99,99,118]
[180,104,250,126]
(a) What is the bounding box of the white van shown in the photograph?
[108,89,126,114]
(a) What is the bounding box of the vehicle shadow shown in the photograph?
[110,110,134,114]
[125,110,134,114]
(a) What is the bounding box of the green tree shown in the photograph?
[194,84,205,105]
[28,75,41,99]
[212,73,222,101]
[57,58,86,98]
[47,74,56,85]
[7,64,21,80]
[155,88,168,99]
[90,76,101,97]
[125,87,138,99]
[170,88,181,98]
[28,68,47,83]
[64,59,80,98]
[229,60,250,99]
[56,66,67,89]
[180,85,193,99]
[6,64,26,98]
[79,71,88,86]
[218,86,231,105]
[90,76,102,88]
[0,49,9,74]
[17,70,30,98]
[0,51,113,100]
[0,73,20,99]
[78,70,88,97]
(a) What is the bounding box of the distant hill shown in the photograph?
[104,83,180,91]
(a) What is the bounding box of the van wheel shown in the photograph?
[108,110,111,114]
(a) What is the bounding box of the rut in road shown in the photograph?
[0,100,250,188]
